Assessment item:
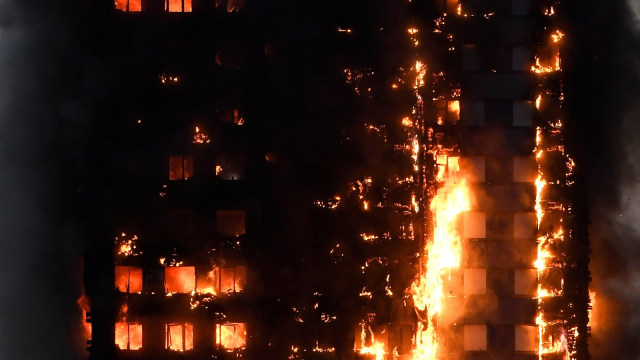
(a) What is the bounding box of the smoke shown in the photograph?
[0,0,88,359]
[565,0,640,358]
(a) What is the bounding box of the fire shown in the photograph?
[414,61,427,89]
[77,293,91,344]
[411,175,470,359]
[357,323,387,360]
[217,323,247,350]
[402,116,413,127]
[193,126,211,144]
[551,30,565,43]
[166,323,194,351]
[535,175,546,226]
[196,268,218,295]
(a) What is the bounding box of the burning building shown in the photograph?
[80,0,591,359]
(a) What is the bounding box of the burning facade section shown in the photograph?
[82,2,255,358]
[81,0,591,359]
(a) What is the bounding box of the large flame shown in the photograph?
[411,175,470,359]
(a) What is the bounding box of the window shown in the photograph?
[226,0,244,12]
[435,155,459,181]
[115,266,142,293]
[513,101,534,127]
[115,322,142,350]
[167,0,192,12]
[216,210,246,236]
[513,156,536,182]
[165,323,194,351]
[514,269,537,296]
[216,323,247,350]
[164,266,196,293]
[169,156,194,180]
[512,46,531,71]
[196,267,218,295]
[220,266,246,293]
[461,100,485,125]
[216,154,245,180]
[464,325,487,351]
[463,212,486,239]
[462,156,485,182]
[514,213,536,239]
[115,0,141,12]
[464,268,487,295]
[515,325,537,351]
[435,99,460,124]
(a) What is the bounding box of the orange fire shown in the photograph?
[77,293,92,345]
[166,323,194,351]
[216,323,247,350]
[357,323,387,360]
[411,174,470,359]
[165,266,196,294]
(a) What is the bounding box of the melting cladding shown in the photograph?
[80,0,591,359]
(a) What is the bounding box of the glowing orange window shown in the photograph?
[165,323,194,351]
[115,0,141,11]
[115,266,142,293]
[115,322,142,350]
[216,323,246,350]
[167,0,192,12]
[220,266,246,294]
[168,156,194,180]
[196,267,219,295]
[164,266,196,293]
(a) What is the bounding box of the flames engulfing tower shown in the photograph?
[79,0,591,359]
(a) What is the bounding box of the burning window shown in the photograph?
[463,325,487,351]
[115,266,143,293]
[166,0,192,12]
[168,156,194,180]
[464,268,486,295]
[515,325,537,351]
[165,323,194,351]
[220,266,246,293]
[435,154,459,181]
[115,322,142,350]
[435,99,460,124]
[115,0,141,12]
[216,210,246,236]
[463,212,486,239]
[196,267,218,295]
[164,266,196,293]
[216,323,247,350]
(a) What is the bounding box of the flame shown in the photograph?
[193,126,211,144]
[358,323,387,360]
[217,323,247,350]
[551,30,565,43]
[411,176,470,359]
[414,61,427,89]
[77,293,92,344]
[536,94,542,110]
[402,116,413,127]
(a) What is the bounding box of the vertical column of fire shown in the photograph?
[408,9,470,359]
[533,3,591,358]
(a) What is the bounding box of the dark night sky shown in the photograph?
[1,0,640,359]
